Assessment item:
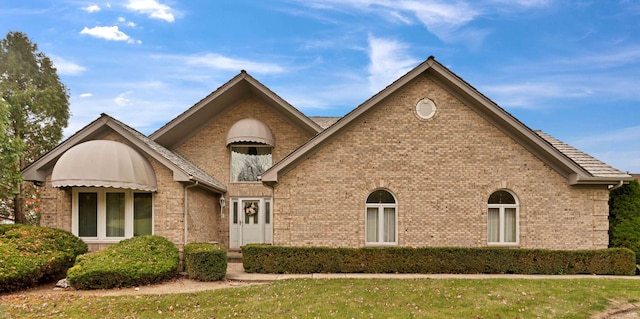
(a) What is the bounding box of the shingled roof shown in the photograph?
[107,115,227,192]
[535,131,630,179]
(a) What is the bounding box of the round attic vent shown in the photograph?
[416,98,437,120]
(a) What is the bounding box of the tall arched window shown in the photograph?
[365,189,397,245]
[487,190,519,245]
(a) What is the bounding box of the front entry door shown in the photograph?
[229,198,272,249]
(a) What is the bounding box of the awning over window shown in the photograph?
[51,140,158,191]
[226,118,275,146]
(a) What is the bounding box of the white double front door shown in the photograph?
[229,198,272,249]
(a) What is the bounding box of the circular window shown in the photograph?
[416,98,437,120]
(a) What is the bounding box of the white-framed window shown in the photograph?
[487,189,519,245]
[230,146,272,182]
[365,189,397,245]
[72,188,153,242]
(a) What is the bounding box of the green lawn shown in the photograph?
[2,278,640,318]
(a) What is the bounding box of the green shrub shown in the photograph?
[184,243,227,281]
[67,235,179,290]
[242,245,636,276]
[0,224,88,292]
[609,179,640,263]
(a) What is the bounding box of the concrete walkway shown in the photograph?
[225,262,640,281]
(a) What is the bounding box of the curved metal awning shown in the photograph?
[226,118,275,146]
[51,140,158,191]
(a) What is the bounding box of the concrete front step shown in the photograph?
[227,251,242,263]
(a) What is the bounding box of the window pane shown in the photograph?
[383,207,396,242]
[232,201,238,224]
[366,190,395,203]
[488,208,500,242]
[265,201,271,224]
[366,207,378,242]
[504,208,517,243]
[106,193,125,237]
[134,193,152,236]
[231,146,272,182]
[488,191,515,204]
[78,192,97,237]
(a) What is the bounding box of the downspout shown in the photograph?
[608,180,624,191]
[184,180,199,247]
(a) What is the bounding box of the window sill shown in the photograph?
[365,243,398,247]
[487,242,520,247]
[80,238,127,244]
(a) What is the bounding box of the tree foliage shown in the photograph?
[0,31,70,224]
[609,179,640,263]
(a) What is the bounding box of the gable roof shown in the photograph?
[261,56,632,186]
[22,114,227,194]
[150,71,323,149]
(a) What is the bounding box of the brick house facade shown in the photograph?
[22,57,632,253]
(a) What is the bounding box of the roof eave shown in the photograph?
[187,176,227,194]
[569,174,634,186]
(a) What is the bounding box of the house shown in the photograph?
[22,57,633,253]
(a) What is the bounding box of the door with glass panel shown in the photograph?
[229,198,272,249]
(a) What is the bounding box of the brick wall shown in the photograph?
[272,76,610,250]
[175,95,315,247]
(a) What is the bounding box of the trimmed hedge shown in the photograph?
[184,243,227,281]
[67,235,179,290]
[0,224,88,292]
[242,245,636,276]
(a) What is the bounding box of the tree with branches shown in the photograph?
[0,31,70,224]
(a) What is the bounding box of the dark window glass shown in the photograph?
[366,190,395,204]
[134,193,153,236]
[78,192,97,237]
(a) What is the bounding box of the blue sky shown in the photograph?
[1,0,639,173]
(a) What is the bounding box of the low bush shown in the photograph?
[242,245,636,276]
[0,224,88,293]
[184,243,227,281]
[66,235,179,290]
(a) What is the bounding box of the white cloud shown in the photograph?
[125,0,175,22]
[80,26,129,41]
[400,1,480,39]
[118,17,137,27]
[184,53,285,74]
[81,5,101,13]
[293,0,549,43]
[80,26,139,44]
[367,35,420,93]
[79,93,93,98]
[50,55,86,76]
[114,91,133,106]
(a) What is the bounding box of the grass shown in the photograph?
[1,278,640,318]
